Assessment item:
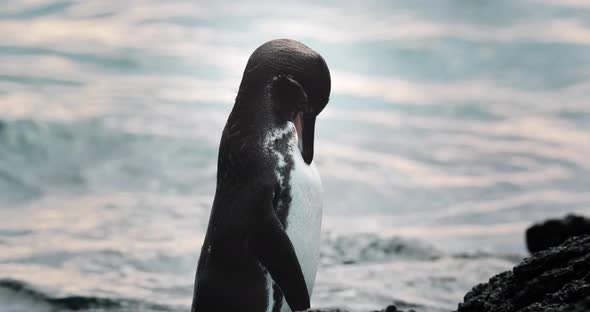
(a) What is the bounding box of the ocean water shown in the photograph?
[1,1,589,311]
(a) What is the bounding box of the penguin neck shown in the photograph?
[227,81,279,139]
[216,86,285,193]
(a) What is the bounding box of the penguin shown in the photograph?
[191,39,330,312]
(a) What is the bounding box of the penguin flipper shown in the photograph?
[254,203,310,311]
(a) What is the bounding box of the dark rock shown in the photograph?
[457,235,590,312]
[526,214,590,253]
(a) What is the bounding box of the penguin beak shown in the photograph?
[294,112,316,165]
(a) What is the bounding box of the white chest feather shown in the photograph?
[285,150,323,293]
[263,123,323,312]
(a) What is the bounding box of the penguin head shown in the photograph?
[237,39,331,164]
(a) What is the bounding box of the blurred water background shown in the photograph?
[1,1,589,311]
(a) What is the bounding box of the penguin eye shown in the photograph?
[271,75,308,120]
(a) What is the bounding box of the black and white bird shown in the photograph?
[191,39,331,312]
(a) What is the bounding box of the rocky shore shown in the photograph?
[310,215,590,312]
[457,234,590,312]
[526,214,590,253]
